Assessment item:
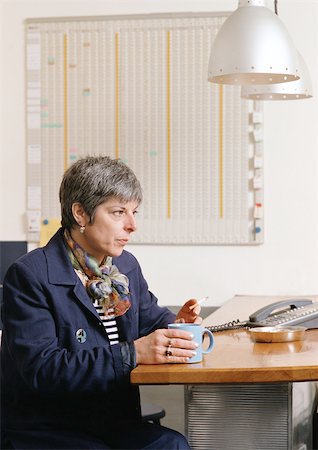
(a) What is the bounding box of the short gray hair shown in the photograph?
[59,156,142,230]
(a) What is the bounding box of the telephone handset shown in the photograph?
[208,298,318,332]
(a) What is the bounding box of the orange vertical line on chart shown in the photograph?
[219,84,224,219]
[63,34,68,171]
[166,31,171,219]
[115,33,120,160]
[210,85,214,213]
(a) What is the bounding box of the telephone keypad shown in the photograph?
[263,303,318,327]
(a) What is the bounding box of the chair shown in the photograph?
[141,402,166,425]
[314,402,318,450]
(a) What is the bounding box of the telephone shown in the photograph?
[208,298,318,332]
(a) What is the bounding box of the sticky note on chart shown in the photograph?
[27,210,41,232]
[40,218,61,246]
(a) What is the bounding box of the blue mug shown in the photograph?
[168,323,215,363]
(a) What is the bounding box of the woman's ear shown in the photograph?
[72,202,87,226]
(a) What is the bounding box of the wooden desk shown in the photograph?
[132,295,318,385]
[131,295,318,450]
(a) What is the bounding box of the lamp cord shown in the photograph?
[274,0,278,15]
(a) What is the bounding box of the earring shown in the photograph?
[79,225,85,234]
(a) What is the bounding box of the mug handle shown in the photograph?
[202,329,215,354]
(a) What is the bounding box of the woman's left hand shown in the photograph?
[175,299,203,324]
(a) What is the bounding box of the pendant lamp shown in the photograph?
[208,0,300,85]
[241,52,313,100]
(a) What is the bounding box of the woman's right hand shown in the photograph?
[134,328,198,365]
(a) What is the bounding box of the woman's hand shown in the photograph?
[134,328,198,365]
[175,299,203,324]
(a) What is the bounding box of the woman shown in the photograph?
[1,156,202,449]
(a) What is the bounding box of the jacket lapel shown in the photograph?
[44,228,101,321]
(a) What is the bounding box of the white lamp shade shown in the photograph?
[241,52,313,100]
[208,0,300,85]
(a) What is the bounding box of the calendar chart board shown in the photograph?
[25,13,264,245]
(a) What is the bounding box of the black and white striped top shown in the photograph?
[93,300,119,345]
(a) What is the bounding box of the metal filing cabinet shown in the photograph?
[185,382,317,450]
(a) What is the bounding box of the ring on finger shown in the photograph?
[165,344,173,357]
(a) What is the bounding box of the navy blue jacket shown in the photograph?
[1,228,175,446]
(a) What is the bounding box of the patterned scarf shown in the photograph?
[64,229,131,317]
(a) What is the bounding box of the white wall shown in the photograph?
[1,0,318,307]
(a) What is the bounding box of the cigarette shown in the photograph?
[189,296,209,310]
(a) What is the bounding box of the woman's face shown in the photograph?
[72,197,139,261]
